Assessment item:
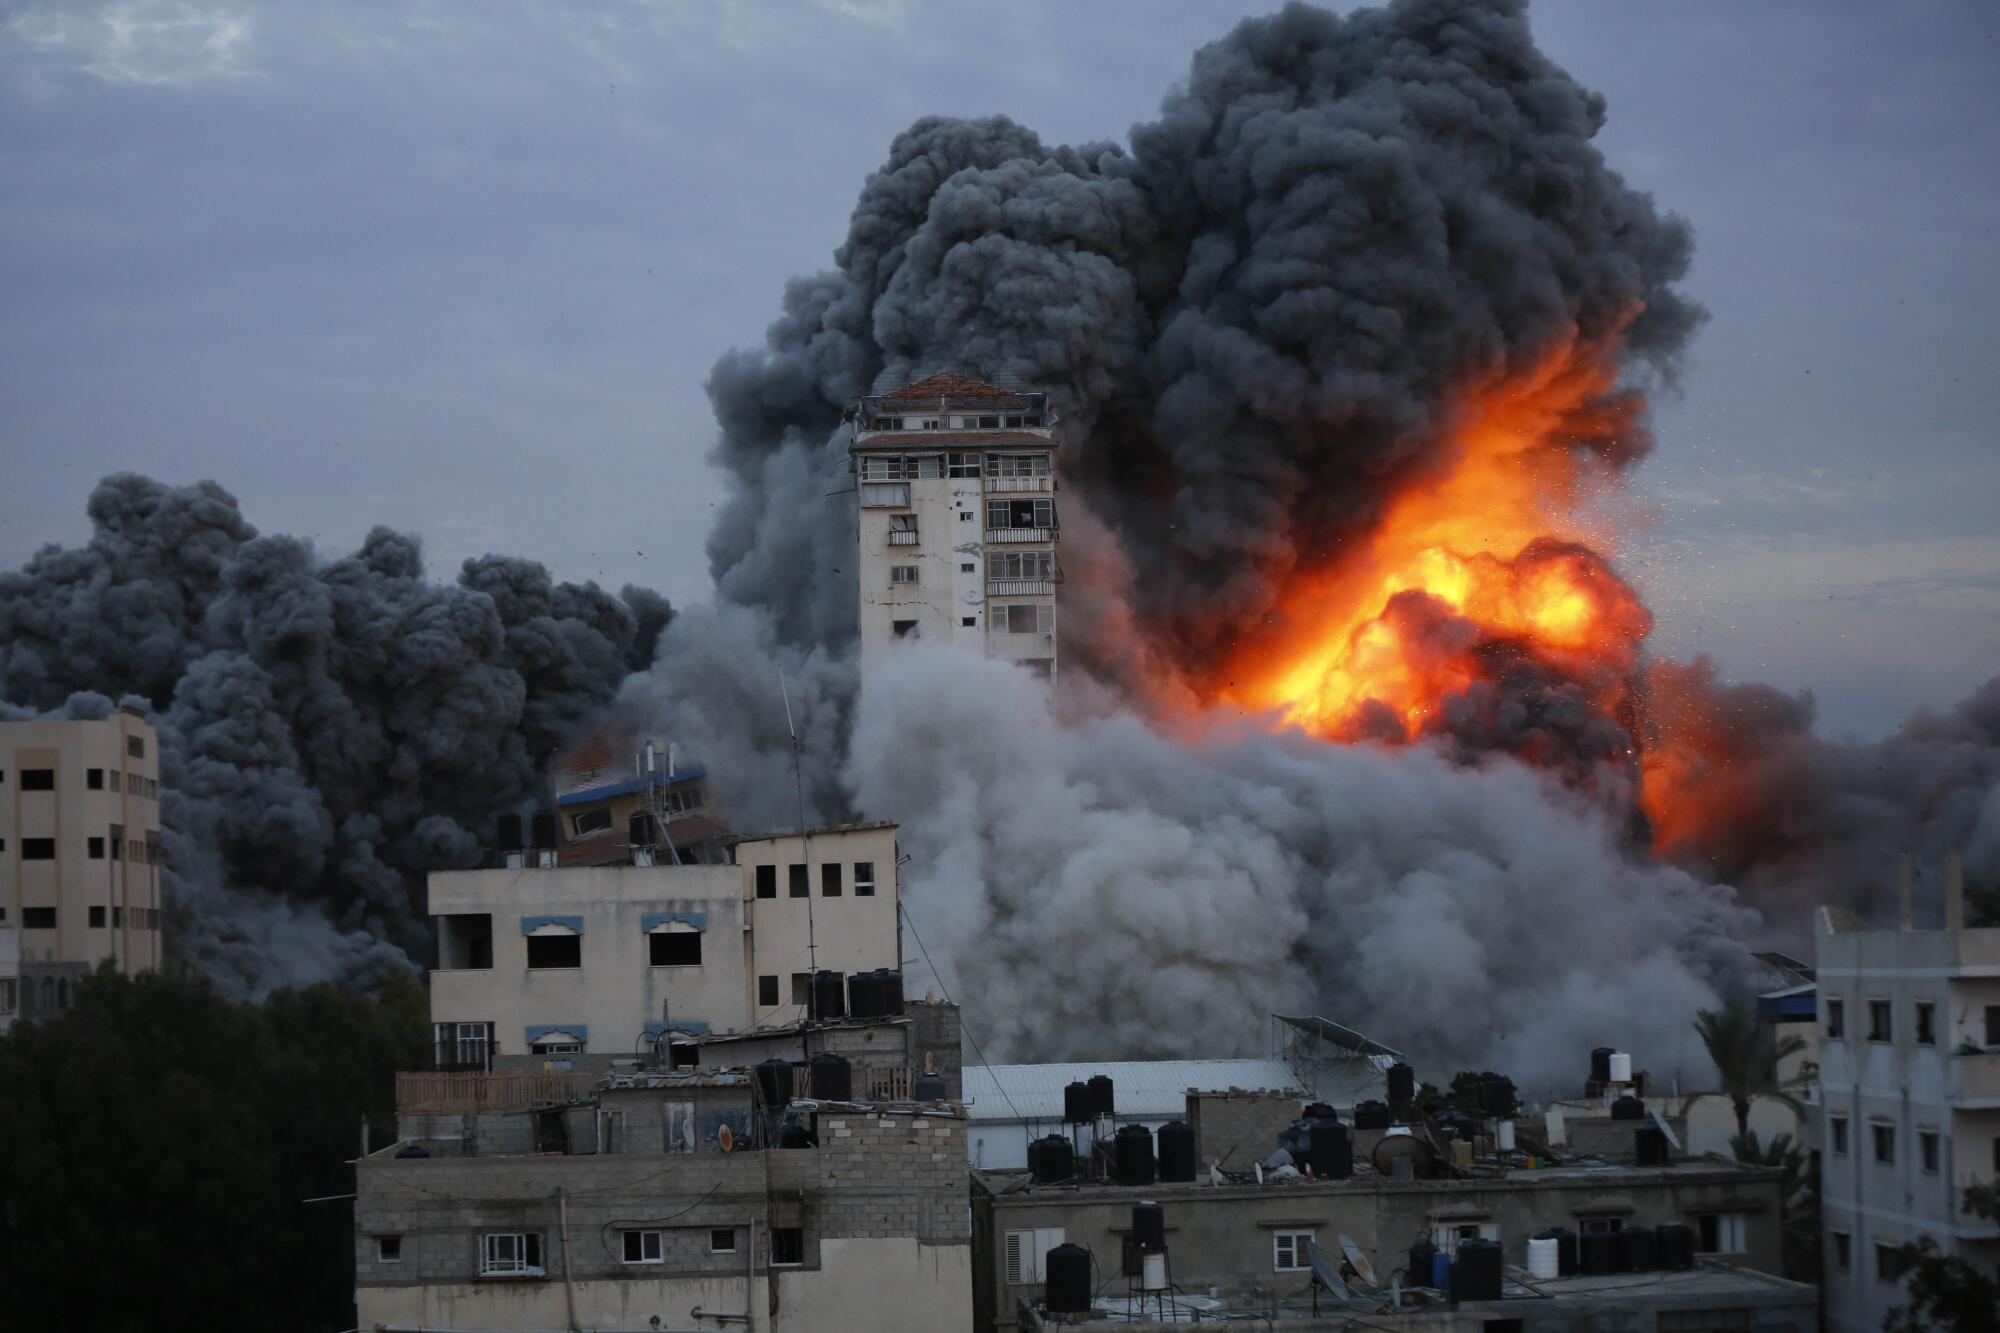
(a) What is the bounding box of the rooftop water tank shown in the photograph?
[1156,1120,1196,1183]
[1029,1134,1074,1184]
[1534,1227,1578,1276]
[530,812,557,849]
[1352,1100,1391,1130]
[1045,1243,1092,1314]
[1302,1101,1338,1122]
[1526,1235,1562,1281]
[1130,1201,1166,1253]
[914,1071,949,1102]
[1590,1046,1615,1085]
[1478,1073,1518,1118]
[1607,1051,1633,1084]
[1063,1081,1093,1125]
[1655,1223,1695,1271]
[1635,1124,1671,1166]
[496,814,523,849]
[809,1052,851,1102]
[755,1058,793,1110]
[1610,1094,1647,1121]
[1113,1124,1154,1186]
[1617,1225,1657,1272]
[1407,1238,1437,1288]
[809,970,846,1022]
[1088,1074,1115,1118]
[1387,1062,1416,1104]
[875,968,905,1016]
[1451,1239,1503,1302]
[1308,1122,1353,1180]
[1580,1230,1622,1275]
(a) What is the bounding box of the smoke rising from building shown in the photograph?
[0,474,664,993]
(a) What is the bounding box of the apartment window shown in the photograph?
[770,1227,804,1267]
[988,550,1058,581]
[377,1235,402,1263]
[479,1232,544,1277]
[1868,999,1892,1043]
[991,603,1055,634]
[433,1022,493,1070]
[1695,1214,1747,1254]
[821,862,842,896]
[1872,1122,1896,1164]
[1875,1243,1906,1284]
[986,452,1051,477]
[1577,1217,1623,1235]
[0,979,15,1014]
[1920,1130,1939,1173]
[88,906,105,928]
[889,513,918,534]
[86,768,103,790]
[958,510,973,521]
[621,1230,663,1265]
[790,972,810,1006]
[570,808,612,837]
[106,771,119,792]
[962,616,977,627]
[88,837,104,859]
[113,906,122,927]
[1825,997,1844,1039]
[890,565,918,584]
[789,863,809,898]
[758,975,779,1007]
[873,415,904,431]
[1986,1005,2000,1047]
[756,864,776,899]
[20,768,54,791]
[649,931,701,966]
[525,933,581,969]
[710,1228,736,1253]
[1830,1116,1848,1155]
[892,619,918,639]
[987,497,1056,530]
[1273,1230,1316,1272]
[854,862,875,896]
[960,562,975,573]
[22,839,54,861]
[1916,1002,1936,1045]
[1832,1231,1850,1271]
[1003,1228,1066,1285]
[127,736,144,758]
[23,907,55,929]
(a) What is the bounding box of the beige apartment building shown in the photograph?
[847,372,1061,679]
[427,822,903,1071]
[2,707,164,1019]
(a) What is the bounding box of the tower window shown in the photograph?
[890,565,919,584]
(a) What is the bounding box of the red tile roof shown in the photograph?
[880,373,1027,407]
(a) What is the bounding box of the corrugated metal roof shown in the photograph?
[961,1059,1302,1123]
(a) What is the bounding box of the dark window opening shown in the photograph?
[1826,998,1844,1040]
[622,1230,662,1264]
[1577,1217,1622,1234]
[22,838,55,861]
[1872,1123,1895,1164]
[20,768,54,791]
[378,1235,402,1263]
[771,1227,804,1266]
[892,619,918,639]
[127,736,145,758]
[1868,1000,1892,1042]
[962,616,977,627]
[1832,1231,1850,1270]
[669,1042,699,1068]
[1985,1004,2000,1047]
[788,864,809,898]
[1875,1243,1906,1283]
[757,974,779,1007]
[1830,1117,1848,1155]
[23,907,56,929]
[439,914,493,969]
[790,972,810,1006]
[88,906,105,928]
[710,1228,736,1253]
[650,931,701,966]
[821,863,842,896]
[755,864,776,899]
[86,768,103,790]
[87,837,104,859]
[1920,1131,1939,1172]
[1916,1002,1936,1045]
[526,934,581,969]
[854,862,876,896]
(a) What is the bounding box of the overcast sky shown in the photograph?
[2,0,1994,738]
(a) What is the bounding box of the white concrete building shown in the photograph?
[847,372,1060,679]
[427,822,903,1071]
[1,707,164,1018]
[1815,861,2000,1332]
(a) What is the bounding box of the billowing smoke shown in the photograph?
[0,474,665,993]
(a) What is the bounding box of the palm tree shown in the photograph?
[1693,1004,1808,1138]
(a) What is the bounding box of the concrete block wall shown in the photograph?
[1188,1089,1302,1170]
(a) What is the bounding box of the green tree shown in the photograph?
[1692,1003,1808,1138]
[0,966,426,1332]
[1729,1130,1819,1282]
[1886,1184,2000,1333]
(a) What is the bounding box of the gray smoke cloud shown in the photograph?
[0,474,666,993]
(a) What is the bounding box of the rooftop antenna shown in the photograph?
[634,741,683,867]
[780,666,819,1049]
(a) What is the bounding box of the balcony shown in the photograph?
[988,580,1056,596]
[986,527,1058,544]
[888,530,919,546]
[986,475,1053,494]
[1948,1050,2000,1106]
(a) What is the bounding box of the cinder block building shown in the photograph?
[1,706,164,1020]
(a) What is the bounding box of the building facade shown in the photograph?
[847,373,1060,678]
[427,822,903,1071]
[1,707,164,1018]
[1815,872,2000,1332]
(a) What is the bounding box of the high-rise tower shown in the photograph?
[847,373,1059,678]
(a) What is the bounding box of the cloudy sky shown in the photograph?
[2,0,1993,737]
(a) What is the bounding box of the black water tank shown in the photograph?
[1451,1238,1503,1302]
[875,969,904,1016]
[755,1057,793,1109]
[394,1143,430,1158]
[1535,1227,1579,1277]
[1590,1046,1615,1085]
[1611,1094,1647,1121]
[810,969,846,1022]
[1352,1100,1391,1130]
[1131,1201,1166,1253]
[1387,1062,1416,1104]
[1408,1238,1438,1287]
[1580,1230,1622,1275]
[1634,1124,1671,1165]
[1618,1225,1657,1272]
[914,1071,948,1102]
[1156,1120,1197,1182]
[1029,1134,1074,1184]
[530,812,557,848]
[848,971,881,1019]
[1655,1223,1695,1271]
[496,814,523,849]
[809,1052,851,1101]
[1113,1124,1154,1186]
[1478,1073,1517,1118]
[1279,1117,1315,1158]
[779,1121,813,1149]
[1308,1122,1353,1180]
[1063,1081,1093,1124]
[1088,1074,1116,1118]
[1302,1101,1338,1122]
[1045,1243,1092,1314]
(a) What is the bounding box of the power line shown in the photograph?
[898,898,1025,1126]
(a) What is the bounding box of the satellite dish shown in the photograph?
[718,1124,735,1153]
[1338,1236,1377,1286]
[1306,1241,1352,1303]
[1649,1107,1683,1152]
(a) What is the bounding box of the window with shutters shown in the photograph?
[1273,1230,1316,1272]
[1004,1227,1066,1286]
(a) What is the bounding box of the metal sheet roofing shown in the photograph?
[961,1059,1302,1123]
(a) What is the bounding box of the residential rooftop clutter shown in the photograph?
[973,1042,1799,1333]
[359,1031,974,1333]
